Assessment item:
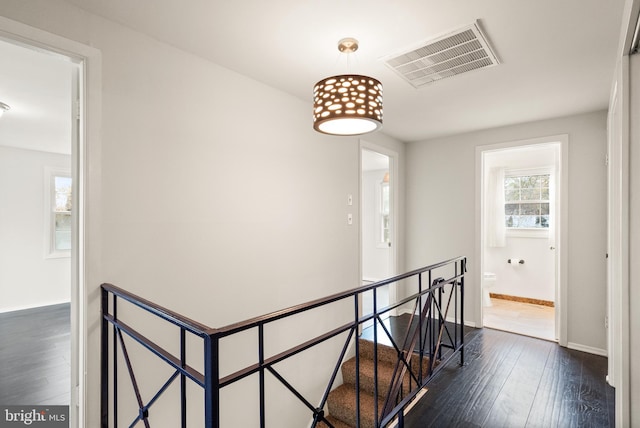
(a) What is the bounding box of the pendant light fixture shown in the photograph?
[313,38,383,136]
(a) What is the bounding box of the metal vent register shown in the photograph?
[384,21,499,88]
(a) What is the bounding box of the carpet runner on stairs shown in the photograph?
[319,338,432,428]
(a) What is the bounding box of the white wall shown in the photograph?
[485,237,555,301]
[0,2,406,427]
[406,111,608,351]
[362,169,389,281]
[0,146,71,312]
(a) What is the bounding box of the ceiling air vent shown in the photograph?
[383,21,499,88]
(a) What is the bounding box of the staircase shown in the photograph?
[320,338,432,428]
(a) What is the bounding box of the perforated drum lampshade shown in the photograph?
[312,74,383,136]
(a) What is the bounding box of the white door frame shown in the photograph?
[359,140,399,310]
[0,16,101,428]
[475,135,568,346]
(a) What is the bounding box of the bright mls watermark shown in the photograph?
[0,406,67,427]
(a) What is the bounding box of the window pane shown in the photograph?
[521,188,539,200]
[540,175,550,187]
[505,203,519,215]
[51,175,72,251]
[505,189,520,201]
[519,215,538,227]
[381,184,389,215]
[520,203,540,215]
[55,176,72,212]
[504,177,520,190]
[505,215,515,227]
[55,212,72,251]
[540,215,550,227]
[541,188,549,200]
[541,203,550,215]
[520,176,537,188]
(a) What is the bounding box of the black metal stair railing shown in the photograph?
[101,256,466,428]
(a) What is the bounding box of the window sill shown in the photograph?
[506,228,549,239]
[46,251,71,259]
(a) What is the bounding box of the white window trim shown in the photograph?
[45,166,72,259]
[504,166,553,238]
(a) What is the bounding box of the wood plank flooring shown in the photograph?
[0,303,70,405]
[404,327,615,428]
[484,298,555,341]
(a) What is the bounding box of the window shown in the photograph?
[380,181,390,245]
[504,174,549,228]
[46,169,72,257]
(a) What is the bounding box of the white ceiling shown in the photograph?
[0,0,627,150]
[0,38,74,155]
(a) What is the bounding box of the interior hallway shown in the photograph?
[405,327,614,427]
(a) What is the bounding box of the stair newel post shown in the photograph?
[417,273,424,383]
[204,332,220,428]
[428,270,434,374]
[454,262,458,361]
[460,258,466,366]
[437,281,443,361]
[373,287,379,428]
[100,287,109,428]
[112,293,118,428]
[354,294,361,428]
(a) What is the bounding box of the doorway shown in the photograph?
[478,138,566,343]
[0,31,83,426]
[360,142,398,325]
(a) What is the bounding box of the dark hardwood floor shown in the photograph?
[0,303,70,405]
[404,326,615,428]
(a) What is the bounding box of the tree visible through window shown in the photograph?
[505,174,549,228]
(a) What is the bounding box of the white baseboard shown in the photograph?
[567,342,607,357]
[0,300,71,314]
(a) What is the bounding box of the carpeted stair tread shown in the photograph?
[318,415,354,428]
[327,384,384,428]
[342,354,431,397]
[325,338,435,427]
[358,338,432,367]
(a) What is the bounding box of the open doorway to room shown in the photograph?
[360,143,398,328]
[479,141,563,342]
[0,37,78,417]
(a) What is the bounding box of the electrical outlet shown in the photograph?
[347,213,353,225]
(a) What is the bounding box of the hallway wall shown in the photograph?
[406,111,607,352]
[0,2,406,427]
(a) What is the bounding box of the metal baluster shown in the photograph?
[113,294,118,428]
[205,334,220,428]
[259,324,265,428]
[181,329,187,428]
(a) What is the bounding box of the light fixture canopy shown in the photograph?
[313,39,383,136]
[0,102,9,118]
